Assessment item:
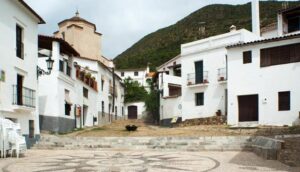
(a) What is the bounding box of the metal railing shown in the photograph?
[217,68,227,81]
[12,85,36,108]
[187,71,209,85]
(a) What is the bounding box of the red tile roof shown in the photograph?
[38,35,80,56]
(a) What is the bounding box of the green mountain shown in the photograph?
[114,1,300,70]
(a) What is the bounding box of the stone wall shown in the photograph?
[178,116,226,127]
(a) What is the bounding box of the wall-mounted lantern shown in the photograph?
[37,55,54,77]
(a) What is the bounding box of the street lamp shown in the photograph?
[37,55,54,77]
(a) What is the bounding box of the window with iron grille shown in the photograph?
[279,91,290,111]
[134,71,138,76]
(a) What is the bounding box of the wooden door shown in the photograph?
[195,61,203,84]
[238,95,259,122]
[128,106,138,119]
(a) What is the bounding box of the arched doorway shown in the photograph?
[128,106,138,119]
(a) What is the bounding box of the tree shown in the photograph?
[124,77,147,103]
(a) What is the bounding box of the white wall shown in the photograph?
[180,29,259,121]
[125,102,146,119]
[0,0,41,136]
[227,38,300,126]
[74,57,125,120]
[160,97,182,120]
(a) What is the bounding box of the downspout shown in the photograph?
[112,67,115,122]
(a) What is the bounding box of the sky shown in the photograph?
[24,0,284,59]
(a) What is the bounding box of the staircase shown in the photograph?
[32,134,253,151]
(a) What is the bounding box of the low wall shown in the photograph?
[39,115,75,133]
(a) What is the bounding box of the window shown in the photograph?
[134,71,138,76]
[243,51,252,64]
[102,101,105,117]
[59,60,64,72]
[195,93,204,106]
[121,72,124,77]
[122,106,124,116]
[65,89,72,116]
[65,103,71,116]
[168,85,181,97]
[101,79,104,91]
[83,87,88,98]
[29,120,34,138]
[261,43,300,67]
[16,25,24,59]
[279,91,290,111]
[287,15,300,33]
[66,66,71,76]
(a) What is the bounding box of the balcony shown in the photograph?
[217,68,227,83]
[12,85,36,108]
[76,68,98,91]
[187,71,209,86]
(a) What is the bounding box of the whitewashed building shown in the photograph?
[116,65,152,120]
[51,11,125,125]
[180,29,259,121]
[0,0,45,147]
[38,35,100,133]
[116,66,151,91]
[74,57,125,125]
[156,55,183,126]
[227,5,300,126]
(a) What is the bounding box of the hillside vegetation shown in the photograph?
[114,1,300,70]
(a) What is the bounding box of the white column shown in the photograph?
[52,41,60,70]
[277,13,283,36]
[252,0,260,36]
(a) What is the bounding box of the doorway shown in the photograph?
[128,106,138,119]
[238,94,259,122]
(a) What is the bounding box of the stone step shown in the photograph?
[32,135,253,151]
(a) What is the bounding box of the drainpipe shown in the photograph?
[112,67,115,122]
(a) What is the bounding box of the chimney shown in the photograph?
[230,25,237,32]
[252,0,260,36]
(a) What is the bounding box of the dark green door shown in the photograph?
[195,61,203,84]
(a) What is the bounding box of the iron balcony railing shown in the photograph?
[187,71,209,86]
[12,85,36,108]
[217,68,227,81]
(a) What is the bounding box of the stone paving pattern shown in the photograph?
[0,150,299,172]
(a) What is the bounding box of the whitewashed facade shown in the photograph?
[38,36,100,133]
[157,55,183,126]
[0,0,44,147]
[227,5,300,126]
[116,66,151,91]
[74,57,125,125]
[116,66,151,120]
[181,29,259,121]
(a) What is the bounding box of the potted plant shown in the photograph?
[203,79,209,84]
[219,76,225,81]
[125,125,138,131]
